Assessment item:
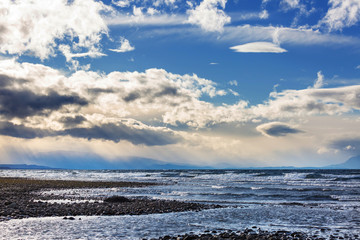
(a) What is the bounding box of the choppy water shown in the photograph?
[1,169,359,239]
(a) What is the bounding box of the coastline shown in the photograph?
[0,177,218,221]
[1,176,357,240]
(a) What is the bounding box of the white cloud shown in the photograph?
[357,65,360,69]
[112,0,133,8]
[59,45,106,62]
[230,10,269,21]
[0,0,111,60]
[313,71,324,89]
[132,6,143,17]
[153,0,178,7]
[320,0,360,31]
[186,0,231,32]
[228,89,239,96]
[281,0,300,9]
[253,85,360,120]
[228,80,238,86]
[106,13,186,26]
[230,42,287,53]
[109,38,135,53]
[259,10,269,19]
[147,7,160,15]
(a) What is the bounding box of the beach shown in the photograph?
[0,177,215,221]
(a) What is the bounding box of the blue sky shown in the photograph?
[0,0,360,168]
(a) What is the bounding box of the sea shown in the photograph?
[0,169,359,239]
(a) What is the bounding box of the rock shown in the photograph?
[103,196,132,203]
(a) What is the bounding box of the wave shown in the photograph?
[333,176,360,181]
[304,173,325,179]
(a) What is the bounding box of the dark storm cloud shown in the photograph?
[0,121,180,146]
[87,88,115,95]
[123,86,182,103]
[154,86,178,97]
[0,121,51,139]
[329,138,360,154]
[0,74,28,87]
[0,89,88,118]
[59,115,87,127]
[280,101,325,112]
[257,122,303,137]
[123,91,141,102]
[62,123,181,146]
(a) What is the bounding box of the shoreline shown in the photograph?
[0,177,220,221]
[1,177,357,239]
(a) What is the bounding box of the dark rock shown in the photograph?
[104,196,132,203]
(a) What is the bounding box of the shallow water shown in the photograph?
[1,169,359,239]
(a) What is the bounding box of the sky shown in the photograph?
[0,0,360,169]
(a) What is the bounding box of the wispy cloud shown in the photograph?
[106,13,186,26]
[228,80,238,86]
[319,0,360,31]
[313,71,325,89]
[223,25,359,46]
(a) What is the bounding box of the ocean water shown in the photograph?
[0,169,359,239]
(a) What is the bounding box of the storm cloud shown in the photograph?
[59,115,87,128]
[62,123,181,146]
[0,89,88,118]
[0,121,180,146]
[0,74,27,87]
[256,122,303,137]
[0,121,51,139]
[123,86,182,103]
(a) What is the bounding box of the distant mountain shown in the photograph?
[111,158,211,170]
[0,164,55,170]
[326,155,360,169]
[14,152,211,170]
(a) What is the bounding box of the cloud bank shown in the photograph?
[0,0,111,60]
